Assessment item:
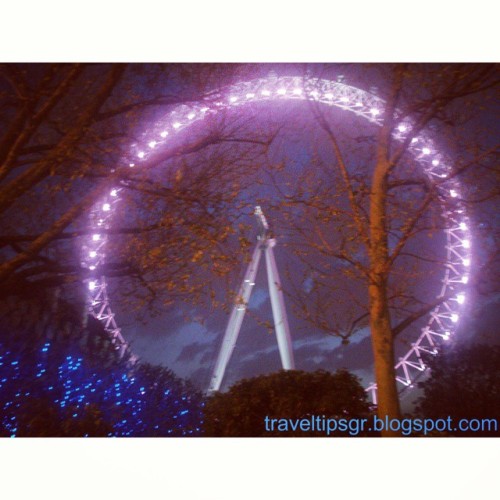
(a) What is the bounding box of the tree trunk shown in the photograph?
[369,156,402,436]
[369,279,402,435]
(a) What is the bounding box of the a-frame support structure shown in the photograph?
[208,206,295,393]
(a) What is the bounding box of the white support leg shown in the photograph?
[265,240,295,370]
[208,243,263,393]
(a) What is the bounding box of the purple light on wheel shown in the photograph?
[82,74,473,400]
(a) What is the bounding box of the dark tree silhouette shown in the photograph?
[204,369,372,437]
[415,343,500,436]
[0,294,204,437]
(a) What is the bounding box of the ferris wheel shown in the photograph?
[81,74,471,403]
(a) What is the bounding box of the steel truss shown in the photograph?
[82,74,471,401]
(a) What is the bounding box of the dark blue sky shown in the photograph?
[106,66,499,401]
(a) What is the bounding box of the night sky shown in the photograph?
[1,6,499,499]
[1,63,498,404]
[102,70,500,401]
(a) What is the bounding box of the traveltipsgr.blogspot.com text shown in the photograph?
[264,416,498,436]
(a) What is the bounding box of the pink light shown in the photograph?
[463,258,470,267]
[129,163,135,168]
[110,189,117,197]
[85,75,471,386]
[88,281,96,291]
[457,293,465,304]
[411,138,418,144]
[462,275,469,284]
[89,251,97,258]
[92,234,100,241]
[89,265,96,271]
[459,222,467,230]
[451,313,459,323]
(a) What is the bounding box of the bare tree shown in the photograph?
[267,64,498,435]
[0,64,275,310]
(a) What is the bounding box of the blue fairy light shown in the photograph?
[0,339,204,437]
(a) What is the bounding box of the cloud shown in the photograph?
[175,342,210,363]
[122,286,379,394]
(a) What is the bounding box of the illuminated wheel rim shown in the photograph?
[81,75,471,402]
